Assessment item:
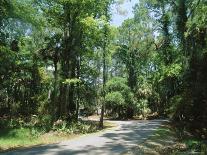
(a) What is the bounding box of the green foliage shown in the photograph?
[163,63,182,79]
[136,99,151,117]
[0,128,39,149]
[0,46,16,74]
[105,77,135,118]
[167,95,183,118]
[63,78,82,86]
[0,117,24,129]
[52,119,100,134]
[106,77,130,92]
[106,77,133,103]
[186,0,207,35]
[0,120,103,151]
[105,92,125,106]
[0,0,206,142]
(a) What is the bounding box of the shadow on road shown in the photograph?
[2,120,167,155]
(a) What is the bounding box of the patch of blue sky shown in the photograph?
[111,0,139,27]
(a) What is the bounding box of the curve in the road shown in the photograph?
[1,119,167,155]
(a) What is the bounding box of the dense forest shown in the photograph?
[0,0,207,139]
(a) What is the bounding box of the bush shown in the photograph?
[0,117,26,129]
[52,120,99,134]
[105,77,135,118]
[106,77,130,92]
[105,92,125,106]
[135,99,151,118]
[167,95,183,118]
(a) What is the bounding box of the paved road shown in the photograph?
[1,120,166,155]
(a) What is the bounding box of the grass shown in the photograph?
[124,122,185,155]
[0,128,74,151]
[125,122,207,155]
[0,128,39,151]
[181,137,207,154]
[0,120,116,152]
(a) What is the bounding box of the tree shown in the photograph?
[114,4,155,117]
[105,77,134,118]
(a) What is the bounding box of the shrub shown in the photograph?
[105,92,125,106]
[136,99,151,118]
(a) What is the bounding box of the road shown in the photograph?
[1,120,166,155]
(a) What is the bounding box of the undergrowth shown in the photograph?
[0,116,110,152]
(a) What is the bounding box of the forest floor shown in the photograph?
[0,119,165,155]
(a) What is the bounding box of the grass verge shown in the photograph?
[125,122,207,155]
[0,120,116,152]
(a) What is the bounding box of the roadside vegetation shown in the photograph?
[127,122,207,155]
[0,115,115,151]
